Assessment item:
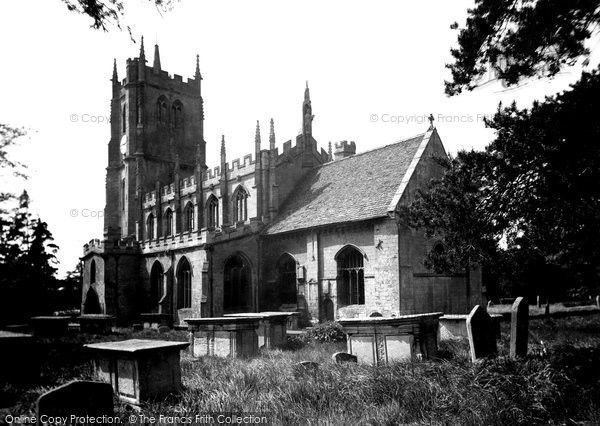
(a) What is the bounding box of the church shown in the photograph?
[80,41,482,326]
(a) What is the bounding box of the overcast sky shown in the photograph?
[1,0,598,276]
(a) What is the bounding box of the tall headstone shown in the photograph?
[466,305,497,362]
[510,297,529,358]
[596,295,599,309]
[536,295,541,308]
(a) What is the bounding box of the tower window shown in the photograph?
[121,179,125,211]
[172,100,183,128]
[183,202,194,232]
[206,195,219,228]
[164,208,173,237]
[122,104,127,133]
[90,259,96,284]
[336,246,365,306]
[233,186,248,222]
[157,97,168,124]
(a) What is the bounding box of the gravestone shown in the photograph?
[596,295,599,309]
[36,381,113,424]
[466,305,497,362]
[331,352,357,363]
[536,295,541,308]
[510,297,529,358]
[294,361,319,376]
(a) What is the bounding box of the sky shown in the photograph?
[1,0,598,277]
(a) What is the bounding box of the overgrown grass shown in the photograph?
[3,316,600,425]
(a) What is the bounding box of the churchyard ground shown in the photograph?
[1,312,599,425]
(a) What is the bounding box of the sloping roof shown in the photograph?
[265,132,430,235]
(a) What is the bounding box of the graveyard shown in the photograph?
[1,307,599,425]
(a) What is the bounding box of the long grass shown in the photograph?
[3,316,600,425]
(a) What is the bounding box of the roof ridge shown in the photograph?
[317,133,426,168]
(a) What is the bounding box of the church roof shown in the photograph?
[265,132,431,235]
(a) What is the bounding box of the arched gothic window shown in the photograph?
[223,254,251,312]
[146,213,155,240]
[172,100,183,128]
[183,202,194,232]
[233,186,248,222]
[206,195,219,228]
[90,259,96,284]
[157,97,168,124]
[150,261,164,312]
[164,208,173,237]
[276,254,297,305]
[177,257,192,309]
[336,246,365,306]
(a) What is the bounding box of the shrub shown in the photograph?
[304,321,346,343]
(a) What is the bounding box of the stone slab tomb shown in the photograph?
[0,330,39,384]
[466,305,497,362]
[30,316,70,337]
[79,314,115,334]
[84,339,189,406]
[510,297,529,358]
[186,317,260,358]
[224,312,297,349]
[139,313,173,330]
[36,380,114,421]
[439,313,502,340]
[339,313,442,365]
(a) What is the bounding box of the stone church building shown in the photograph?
[81,42,482,325]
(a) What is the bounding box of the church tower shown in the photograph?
[104,39,205,241]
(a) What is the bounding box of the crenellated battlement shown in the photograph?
[203,153,256,181]
[120,57,200,93]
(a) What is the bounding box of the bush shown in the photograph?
[304,321,346,343]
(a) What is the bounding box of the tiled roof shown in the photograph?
[265,133,428,235]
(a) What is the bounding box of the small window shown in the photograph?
[157,97,168,124]
[146,213,155,240]
[172,100,183,127]
[90,259,96,284]
[164,208,173,236]
[233,186,248,222]
[183,202,194,232]
[206,196,219,228]
[121,179,126,211]
[122,104,127,133]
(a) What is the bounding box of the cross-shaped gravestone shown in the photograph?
[466,305,497,362]
[510,297,529,358]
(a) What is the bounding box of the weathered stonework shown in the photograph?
[81,46,484,326]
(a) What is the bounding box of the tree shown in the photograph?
[61,0,177,31]
[0,124,26,206]
[0,191,60,322]
[404,69,600,299]
[483,69,600,288]
[445,0,600,95]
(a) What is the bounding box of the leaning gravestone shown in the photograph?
[466,305,497,362]
[332,352,357,364]
[510,297,529,358]
[36,381,113,424]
